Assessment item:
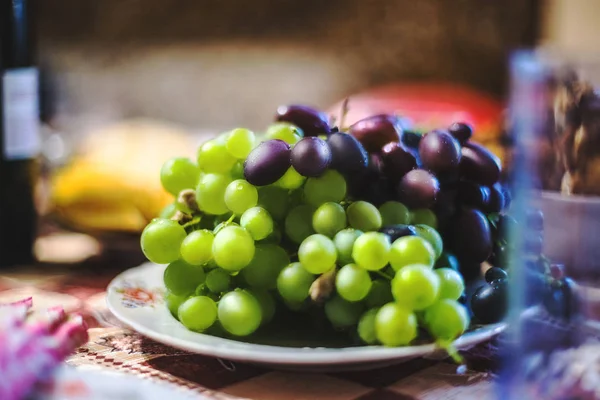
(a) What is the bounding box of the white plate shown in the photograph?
[107,262,505,372]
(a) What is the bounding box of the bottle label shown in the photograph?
[2,67,40,160]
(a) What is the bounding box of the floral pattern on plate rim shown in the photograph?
[113,281,164,309]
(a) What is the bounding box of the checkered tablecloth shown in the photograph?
[0,266,499,400]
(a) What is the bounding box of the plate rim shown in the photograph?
[106,262,506,366]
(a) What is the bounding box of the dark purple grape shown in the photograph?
[362,177,394,206]
[449,208,493,263]
[457,180,491,210]
[244,139,291,186]
[396,169,440,209]
[497,214,518,242]
[275,104,330,136]
[526,209,544,232]
[549,263,565,280]
[379,224,417,242]
[525,233,544,257]
[327,132,368,175]
[485,267,508,284]
[502,186,512,210]
[448,122,473,145]
[349,114,403,153]
[543,278,580,321]
[419,130,462,174]
[471,281,508,324]
[485,183,505,213]
[433,189,458,230]
[524,269,547,305]
[380,142,417,183]
[401,130,422,149]
[434,252,460,271]
[489,243,509,269]
[460,142,502,186]
[290,137,331,177]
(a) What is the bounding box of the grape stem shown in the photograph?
[338,97,351,131]
[375,270,393,281]
[436,339,465,365]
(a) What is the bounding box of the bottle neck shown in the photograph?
[1,0,35,69]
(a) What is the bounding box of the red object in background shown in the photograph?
[328,83,504,142]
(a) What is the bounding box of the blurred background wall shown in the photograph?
[36,0,540,133]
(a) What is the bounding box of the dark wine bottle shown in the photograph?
[0,0,40,267]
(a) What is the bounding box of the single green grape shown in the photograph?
[303,170,347,207]
[392,264,440,310]
[312,202,347,237]
[298,234,337,274]
[276,262,316,303]
[333,228,362,265]
[241,244,290,289]
[410,209,438,229]
[351,232,390,271]
[347,201,382,232]
[285,204,315,244]
[178,296,218,332]
[160,157,200,195]
[389,236,436,271]
[424,299,470,341]
[197,140,237,173]
[240,206,274,241]
[218,290,262,336]
[434,268,465,300]
[257,186,289,221]
[246,289,276,325]
[165,291,187,318]
[413,224,443,260]
[205,268,231,293]
[375,302,418,346]
[357,308,379,345]
[196,173,232,215]
[163,259,206,296]
[378,201,410,226]
[224,179,258,215]
[365,280,394,308]
[212,225,255,271]
[324,295,364,328]
[226,128,256,159]
[141,218,187,264]
[159,203,178,219]
[264,122,303,144]
[335,263,372,302]
[230,161,245,180]
[180,230,214,266]
[275,167,306,190]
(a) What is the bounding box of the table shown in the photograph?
[0,261,498,399]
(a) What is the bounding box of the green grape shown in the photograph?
[247,289,276,324]
[178,296,218,332]
[357,308,379,345]
[141,218,187,264]
[196,173,232,215]
[276,262,315,303]
[303,170,347,207]
[324,295,364,328]
[285,204,315,244]
[224,179,258,215]
[197,140,237,173]
[365,280,394,308]
[375,302,418,346]
[230,161,245,180]
[410,209,438,229]
[413,224,443,259]
[163,259,206,296]
[205,268,231,293]
[312,202,347,238]
[275,167,306,190]
[265,122,303,144]
[378,201,410,226]
[226,128,256,159]
[346,201,382,232]
[218,290,262,336]
[180,230,214,266]
[298,234,337,274]
[333,228,362,265]
[392,264,440,310]
[424,299,470,341]
[351,232,390,271]
[335,264,372,302]
[159,203,178,219]
[160,157,200,195]
[257,186,289,220]
[212,225,255,271]
[260,224,282,244]
[165,291,187,318]
[240,206,274,240]
[389,236,436,271]
[283,299,307,312]
[434,268,465,300]
[241,244,290,289]
[288,187,304,208]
